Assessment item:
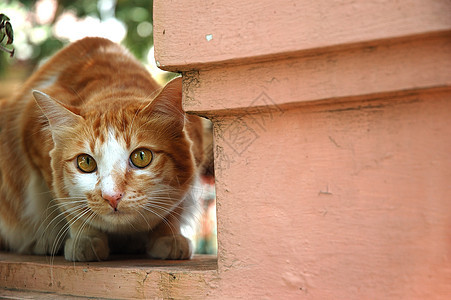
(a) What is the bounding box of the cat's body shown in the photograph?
[0,37,203,261]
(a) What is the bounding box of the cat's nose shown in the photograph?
[102,191,123,211]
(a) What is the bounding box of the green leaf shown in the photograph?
[5,22,13,45]
[0,14,10,23]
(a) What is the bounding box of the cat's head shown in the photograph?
[33,78,195,232]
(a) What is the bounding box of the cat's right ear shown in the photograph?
[33,90,83,137]
[142,77,185,132]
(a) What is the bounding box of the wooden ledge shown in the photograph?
[0,251,217,271]
[181,33,451,113]
[154,0,451,69]
[0,252,217,299]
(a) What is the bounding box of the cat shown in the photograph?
[0,37,204,262]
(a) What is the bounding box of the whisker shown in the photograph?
[50,205,88,257]
[38,203,85,249]
[144,200,201,224]
[64,207,94,262]
[48,204,88,280]
[35,198,88,256]
[139,205,177,238]
[132,208,152,230]
[52,205,89,255]
[73,210,98,262]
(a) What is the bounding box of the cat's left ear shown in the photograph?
[33,90,83,141]
[144,77,185,131]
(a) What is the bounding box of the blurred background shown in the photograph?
[0,0,217,255]
[0,0,171,96]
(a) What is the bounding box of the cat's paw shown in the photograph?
[147,234,193,260]
[64,235,109,262]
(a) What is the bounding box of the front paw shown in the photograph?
[147,234,193,260]
[64,235,109,262]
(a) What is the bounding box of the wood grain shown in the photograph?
[182,33,451,113]
[0,252,217,299]
[154,0,451,69]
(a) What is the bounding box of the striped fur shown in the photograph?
[0,37,203,261]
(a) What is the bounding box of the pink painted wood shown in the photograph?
[154,0,451,69]
[153,0,451,298]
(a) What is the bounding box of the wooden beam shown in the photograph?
[154,0,451,69]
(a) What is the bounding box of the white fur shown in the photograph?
[0,169,65,254]
[180,175,202,239]
[98,129,128,195]
[35,73,59,90]
[67,129,129,198]
[67,160,97,197]
[23,170,52,224]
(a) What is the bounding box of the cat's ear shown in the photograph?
[144,77,185,131]
[33,90,83,139]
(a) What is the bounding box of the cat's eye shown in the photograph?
[77,154,97,173]
[130,148,153,168]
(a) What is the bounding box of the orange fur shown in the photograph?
[0,37,203,261]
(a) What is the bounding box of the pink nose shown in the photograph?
[102,191,123,211]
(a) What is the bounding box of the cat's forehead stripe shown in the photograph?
[92,117,105,144]
[87,112,135,150]
[99,128,129,169]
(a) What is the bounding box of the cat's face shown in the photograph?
[34,78,195,233]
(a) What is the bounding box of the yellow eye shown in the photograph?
[77,154,97,173]
[130,148,153,168]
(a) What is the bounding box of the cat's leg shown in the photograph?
[146,205,193,260]
[64,221,109,262]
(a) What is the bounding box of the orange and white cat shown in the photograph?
[0,37,203,261]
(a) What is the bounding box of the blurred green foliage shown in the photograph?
[117,0,154,60]
[54,0,154,60]
[0,0,154,73]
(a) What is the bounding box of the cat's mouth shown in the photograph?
[101,209,136,224]
[107,208,127,215]
[104,207,138,219]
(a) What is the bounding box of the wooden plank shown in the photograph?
[154,0,451,69]
[0,289,87,300]
[0,252,217,299]
[182,33,451,113]
[0,252,217,270]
